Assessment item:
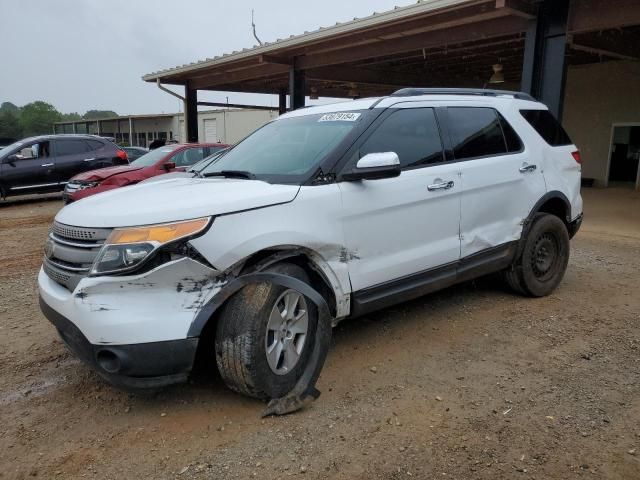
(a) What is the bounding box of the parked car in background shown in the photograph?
[0,135,128,199]
[63,142,229,203]
[139,147,229,184]
[122,146,149,161]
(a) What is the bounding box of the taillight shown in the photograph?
[116,150,128,163]
[571,151,581,164]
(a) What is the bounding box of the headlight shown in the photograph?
[90,217,210,275]
[77,181,99,190]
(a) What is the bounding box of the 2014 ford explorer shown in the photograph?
[39,89,583,412]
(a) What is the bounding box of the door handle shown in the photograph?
[83,158,95,162]
[41,163,54,167]
[427,180,454,191]
[519,164,537,173]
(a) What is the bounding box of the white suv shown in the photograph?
[39,89,583,412]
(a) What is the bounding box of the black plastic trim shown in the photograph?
[352,242,518,317]
[40,297,198,390]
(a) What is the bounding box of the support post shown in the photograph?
[289,62,306,110]
[185,85,199,143]
[521,0,570,120]
[128,117,134,146]
[96,120,101,135]
[278,88,287,115]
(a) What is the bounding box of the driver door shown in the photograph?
[1,141,57,193]
[337,107,461,309]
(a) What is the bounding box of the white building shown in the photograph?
[54,108,278,147]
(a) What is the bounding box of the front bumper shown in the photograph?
[40,296,198,389]
[568,213,583,239]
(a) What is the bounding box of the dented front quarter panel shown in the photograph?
[38,258,225,345]
[189,184,353,319]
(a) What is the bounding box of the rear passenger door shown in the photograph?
[53,138,96,182]
[447,106,547,258]
[338,106,461,292]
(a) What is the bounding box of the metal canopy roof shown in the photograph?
[143,0,640,98]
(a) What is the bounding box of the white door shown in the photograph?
[447,106,547,257]
[338,107,461,292]
[203,119,217,142]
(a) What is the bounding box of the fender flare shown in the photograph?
[189,272,333,416]
[516,191,572,256]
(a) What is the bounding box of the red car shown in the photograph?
[63,143,228,203]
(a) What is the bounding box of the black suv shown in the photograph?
[0,134,128,199]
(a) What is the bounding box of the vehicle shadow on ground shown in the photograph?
[0,193,62,209]
[108,274,513,413]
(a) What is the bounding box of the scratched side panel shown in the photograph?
[189,185,352,318]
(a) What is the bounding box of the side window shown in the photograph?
[520,109,572,146]
[15,141,51,159]
[447,107,507,160]
[498,113,524,152]
[171,147,205,167]
[56,139,90,156]
[358,108,444,169]
[85,139,105,151]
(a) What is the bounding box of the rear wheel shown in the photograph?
[214,263,317,399]
[505,213,570,297]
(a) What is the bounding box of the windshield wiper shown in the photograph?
[202,170,256,180]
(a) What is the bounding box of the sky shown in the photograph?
[0,0,415,115]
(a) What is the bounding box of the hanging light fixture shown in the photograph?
[489,63,505,84]
[309,87,319,100]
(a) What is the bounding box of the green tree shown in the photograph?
[19,101,62,136]
[61,112,83,121]
[83,110,118,120]
[0,102,20,115]
[0,109,22,140]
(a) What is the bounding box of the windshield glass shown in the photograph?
[130,145,179,167]
[189,148,229,172]
[200,111,365,182]
[0,140,26,158]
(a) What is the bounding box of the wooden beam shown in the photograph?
[191,64,289,89]
[196,102,278,111]
[296,16,529,70]
[306,65,428,87]
[495,0,536,19]
[569,0,640,33]
[259,54,292,66]
[570,43,639,61]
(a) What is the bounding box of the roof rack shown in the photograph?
[390,88,536,101]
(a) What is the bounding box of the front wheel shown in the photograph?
[214,263,317,399]
[504,213,570,297]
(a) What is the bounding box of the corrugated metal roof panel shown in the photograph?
[142,0,474,81]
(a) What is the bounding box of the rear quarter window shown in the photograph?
[520,109,572,146]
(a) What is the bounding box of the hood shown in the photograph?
[71,164,143,182]
[139,171,195,184]
[55,177,301,228]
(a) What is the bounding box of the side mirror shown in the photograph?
[163,161,176,171]
[5,154,18,164]
[342,152,401,181]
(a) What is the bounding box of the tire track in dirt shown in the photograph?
[0,214,54,230]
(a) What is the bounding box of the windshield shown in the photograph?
[189,148,229,172]
[130,145,179,167]
[0,140,26,158]
[200,111,365,182]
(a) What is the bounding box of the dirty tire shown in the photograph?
[215,263,318,400]
[505,213,570,297]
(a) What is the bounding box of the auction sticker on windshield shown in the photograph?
[318,112,361,122]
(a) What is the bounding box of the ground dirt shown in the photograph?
[0,188,639,479]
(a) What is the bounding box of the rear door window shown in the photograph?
[520,109,572,146]
[358,108,445,169]
[56,139,90,156]
[447,107,508,160]
[85,139,105,151]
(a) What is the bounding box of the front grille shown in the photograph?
[44,222,112,291]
